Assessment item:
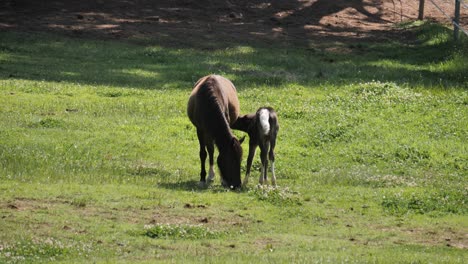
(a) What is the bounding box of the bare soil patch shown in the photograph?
[1,0,466,48]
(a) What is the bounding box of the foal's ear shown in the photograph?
[239,136,246,144]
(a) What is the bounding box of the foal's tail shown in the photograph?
[258,108,271,136]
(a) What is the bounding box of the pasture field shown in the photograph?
[0,22,467,263]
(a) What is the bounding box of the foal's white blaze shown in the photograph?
[258,109,270,135]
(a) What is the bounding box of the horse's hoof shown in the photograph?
[221,179,228,187]
[198,181,207,188]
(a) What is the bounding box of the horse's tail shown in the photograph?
[258,108,270,136]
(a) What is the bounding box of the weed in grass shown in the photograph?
[313,123,352,147]
[381,188,468,216]
[70,196,93,208]
[30,118,66,129]
[352,81,423,105]
[249,185,302,206]
[143,224,223,240]
[0,238,93,263]
[364,174,418,188]
[127,161,172,178]
[394,145,431,165]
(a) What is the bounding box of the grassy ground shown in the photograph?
[0,22,467,263]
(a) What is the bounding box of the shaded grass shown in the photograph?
[0,22,466,90]
[0,21,467,262]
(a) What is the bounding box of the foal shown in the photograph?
[232,107,279,186]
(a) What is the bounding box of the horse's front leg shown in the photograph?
[206,141,215,183]
[197,129,208,187]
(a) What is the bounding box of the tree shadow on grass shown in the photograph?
[158,180,206,192]
[1,0,466,92]
[158,179,245,193]
[0,21,466,91]
[0,0,395,49]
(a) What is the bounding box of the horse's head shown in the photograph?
[217,137,243,189]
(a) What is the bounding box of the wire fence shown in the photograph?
[427,0,468,38]
[460,0,468,9]
[441,0,468,9]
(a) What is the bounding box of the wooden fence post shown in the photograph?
[454,0,461,41]
[418,0,425,20]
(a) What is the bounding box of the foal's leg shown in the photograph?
[243,142,257,187]
[269,138,277,187]
[196,129,208,187]
[259,142,269,185]
[206,141,215,183]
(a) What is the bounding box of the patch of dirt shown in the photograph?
[1,197,254,236]
[3,198,44,211]
[148,204,252,229]
[1,0,466,48]
[254,237,283,251]
[376,225,468,250]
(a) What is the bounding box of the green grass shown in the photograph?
[0,22,467,263]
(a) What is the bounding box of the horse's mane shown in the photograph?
[196,78,233,149]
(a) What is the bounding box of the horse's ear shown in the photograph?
[239,136,246,144]
[231,137,241,147]
[231,137,243,156]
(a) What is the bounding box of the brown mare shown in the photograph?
[187,75,243,188]
[232,107,279,187]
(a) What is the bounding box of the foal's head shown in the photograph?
[217,137,243,189]
[231,113,255,134]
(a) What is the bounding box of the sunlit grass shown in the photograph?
[0,21,467,262]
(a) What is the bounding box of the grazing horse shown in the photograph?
[187,75,243,188]
[232,107,279,187]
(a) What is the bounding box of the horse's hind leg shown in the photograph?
[206,141,215,183]
[197,129,208,187]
